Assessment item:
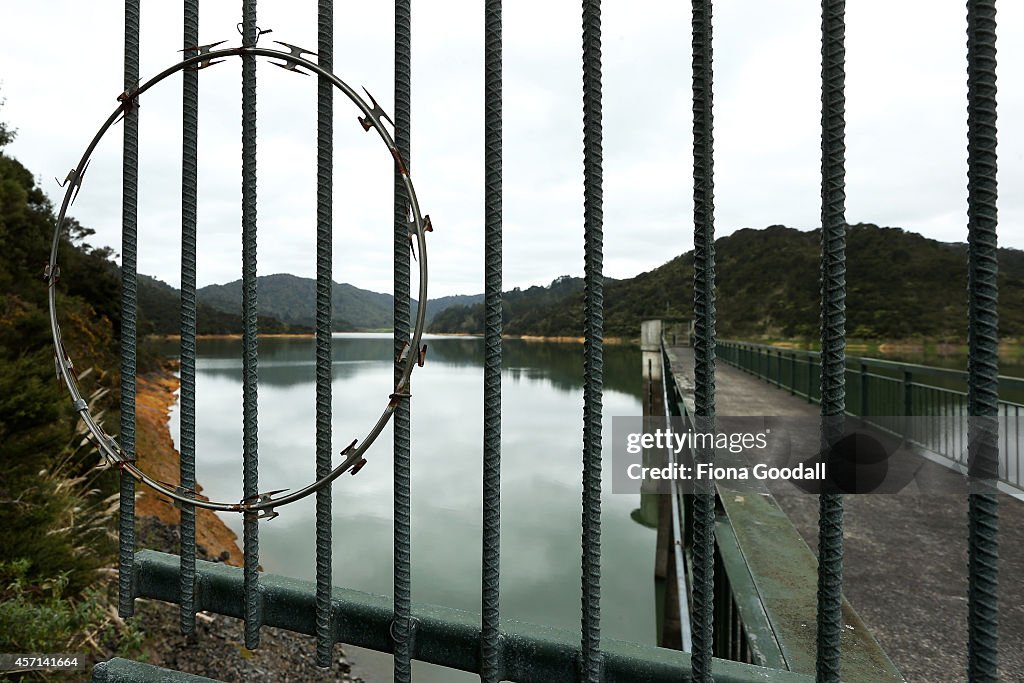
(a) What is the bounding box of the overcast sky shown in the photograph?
[2,1,1023,297]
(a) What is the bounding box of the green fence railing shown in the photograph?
[660,337,903,681]
[717,340,1024,492]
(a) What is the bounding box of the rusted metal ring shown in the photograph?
[47,43,430,517]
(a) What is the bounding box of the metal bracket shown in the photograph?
[388,387,412,408]
[358,87,395,132]
[237,23,272,47]
[271,41,316,74]
[181,40,227,71]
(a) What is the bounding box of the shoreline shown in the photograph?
[150,331,636,345]
[135,365,243,566]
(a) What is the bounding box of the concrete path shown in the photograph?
[665,346,1023,682]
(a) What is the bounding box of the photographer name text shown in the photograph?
[626,462,827,482]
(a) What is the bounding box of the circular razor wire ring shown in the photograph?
[47,45,430,516]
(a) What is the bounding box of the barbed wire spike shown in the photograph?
[117,87,141,112]
[43,263,60,284]
[55,161,90,205]
[180,40,227,71]
[98,430,131,464]
[397,341,412,364]
[241,489,288,521]
[168,484,201,509]
[114,85,141,126]
[417,345,427,368]
[340,439,359,457]
[56,169,76,188]
[271,41,317,74]
[241,488,288,505]
[406,214,432,238]
[358,86,395,132]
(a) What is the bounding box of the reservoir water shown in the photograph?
[164,333,653,681]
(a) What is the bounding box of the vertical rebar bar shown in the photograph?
[241,0,262,651]
[965,1,1000,680]
[179,0,199,636]
[393,2,413,680]
[817,2,847,681]
[581,2,604,681]
[315,0,335,668]
[118,0,140,620]
[690,1,716,679]
[481,1,503,681]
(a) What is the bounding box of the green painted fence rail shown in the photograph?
[660,339,905,682]
[717,339,1024,493]
[99,550,816,683]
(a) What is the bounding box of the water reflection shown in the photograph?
[163,334,652,682]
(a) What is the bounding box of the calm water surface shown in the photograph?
[165,334,652,682]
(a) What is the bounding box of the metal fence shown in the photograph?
[659,340,902,681]
[717,340,1024,493]
[73,0,1003,681]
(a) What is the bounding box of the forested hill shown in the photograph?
[184,274,483,333]
[196,274,393,331]
[0,115,140,656]
[428,275,586,336]
[139,275,308,335]
[428,224,1024,341]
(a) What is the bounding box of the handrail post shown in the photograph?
[859,362,868,416]
[807,354,814,403]
[790,353,797,395]
[903,369,913,416]
[902,369,913,442]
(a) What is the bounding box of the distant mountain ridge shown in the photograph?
[138,274,310,335]
[137,273,484,334]
[197,274,395,331]
[428,224,1024,341]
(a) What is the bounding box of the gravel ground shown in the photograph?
[129,518,367,683]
